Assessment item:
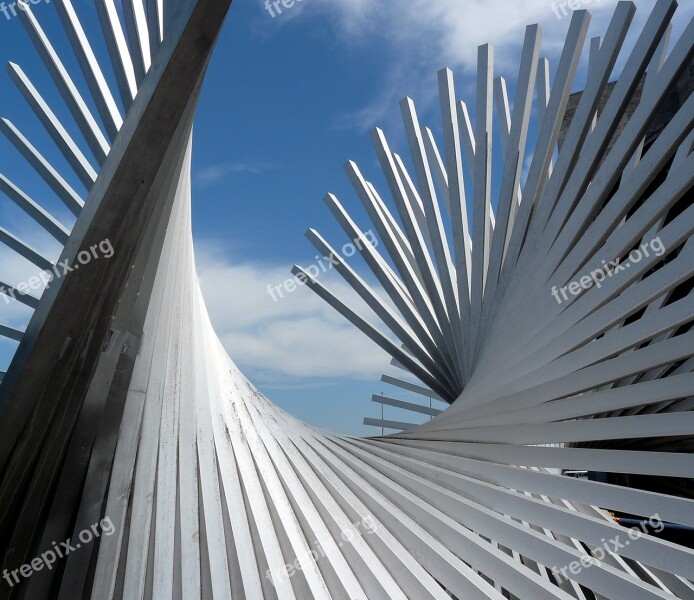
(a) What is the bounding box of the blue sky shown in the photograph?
[0,0,691,435]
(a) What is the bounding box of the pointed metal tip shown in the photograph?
[323,193,339,206]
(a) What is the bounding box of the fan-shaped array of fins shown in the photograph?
[0,0,194,376]
[0,0,692,599]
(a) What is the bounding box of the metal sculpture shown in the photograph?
[0,0,691,598]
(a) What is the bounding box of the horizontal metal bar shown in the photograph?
[0,324,25,342]
[0,281,41,309]
[363,417,415,432]
[371,394,441,417]
[380,374,443,401]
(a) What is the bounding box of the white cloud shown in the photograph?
[322,0,560,69]
[316,0,693,132]
[196,242,390,381]
[194,161,274,188]
[322,0,692,69]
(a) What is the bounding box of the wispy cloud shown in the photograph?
[196,242,390,382]
[332,62,440,134]
[319,0,689,70]
[318,0,692,133]
[194,161,274,188]
[317,0,570,134]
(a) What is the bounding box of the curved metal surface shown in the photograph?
[0,1,691,599]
